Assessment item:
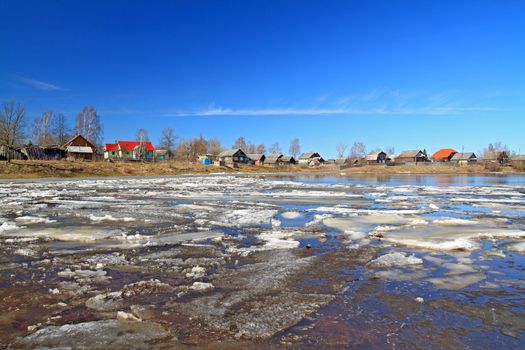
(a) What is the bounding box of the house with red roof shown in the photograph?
[432,148,457,162]
[104,140,155,161]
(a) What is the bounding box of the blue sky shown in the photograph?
[1,0,524,157]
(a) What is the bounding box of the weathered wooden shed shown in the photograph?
[21,145,65,160]
[62,134,97,161]
[0,145,26,161]
[280,156,296,165]
[509,155,525,170]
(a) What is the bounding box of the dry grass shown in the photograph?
[0,160,520,179]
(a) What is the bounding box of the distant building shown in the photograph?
[217,149,250,165]
[482,151,510,165]
[396,150,428,163]
[154,149,170,161]
[509,154,525,169]
[62,134,97,161]
[104,140,155,161]
[198,154,213,165]
[432,148,457,162]
[265,153,283,166]
[280,156,296,165]
[365,151,387,164]
[298,152,323,165]
[451,152,477,166]
[246,153,266,166]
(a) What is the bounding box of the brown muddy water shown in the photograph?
[0,174,524,349]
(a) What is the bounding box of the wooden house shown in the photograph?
[217,149,250,165]
[482,151,510,165]
[0,145,25,161]
[265,153,283,166]
[298,152,323,165]
[509,155,525,169]
[396,150,428,163]
[451,152,477,166]
[280,156,296,165]
[365,151,387,164]
[432,148,457,162]
[62,134,97,161]
[247,153,266,166]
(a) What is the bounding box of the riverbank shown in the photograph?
[0,160,520,179]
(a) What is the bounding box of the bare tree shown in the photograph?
[336,143,348,159]
[208,138,223,156]
[232,136,246,150]
[135,128,150,142]
[75,106,103,145]
[256,143,266,154]
[350,142,366,158]
[269,142,281,154]
[385,146,395,155]
[191,134,209,157]
[245,142,256,154]
[0,100,26,161]
[33,111,55,146]
[159,127,177,151]
[53,113,70,145]
[289,138,300,158]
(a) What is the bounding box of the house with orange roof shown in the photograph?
[432,148,457,162]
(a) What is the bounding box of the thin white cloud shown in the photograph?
[16,76,66,91]
[170,105,500,117]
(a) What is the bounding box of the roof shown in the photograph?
[246,153,265,161]
[432,148,457,160]
[154,149,168,156]
[218,148,245,157]
[397,150,424,158]
[265,153,283,163]
[483,150,509,160]
[62,134,96,149]
[66,146,93,154]
[365,152,385,161]
[299,152,320,159]
[118,140,154,152]
[451,152,477,161]
[280,156,295,163]
[105,143,118,151]
[510,154,525,161]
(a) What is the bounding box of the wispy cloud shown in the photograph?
[16,76,66,91]
[170,104,500,117]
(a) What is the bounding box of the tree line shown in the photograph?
[1,99,520,162]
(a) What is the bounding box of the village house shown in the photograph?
[265,153,283,166]
[365,151,387,164]
[482,151,510,165]
[298,152,323,165]
[280,156,296,165]
[217,149,250,166]
[104,140,155,161]
[62,134,97,161]
[246,153,266,166]
[509,154,525,169]
[432,148,457,162]
[451,152,477,166]
[396,150,428,163]
[154,149,170,161]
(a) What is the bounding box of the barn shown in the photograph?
[62,134,97,161]
[396,150,428,163]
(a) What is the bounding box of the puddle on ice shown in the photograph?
[1,174,525,348]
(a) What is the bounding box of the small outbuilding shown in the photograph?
[396,150,428,163]
[432,148,457,162]
[280,156,296,165]
[509,155,525,169]
[62,134,97,161]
